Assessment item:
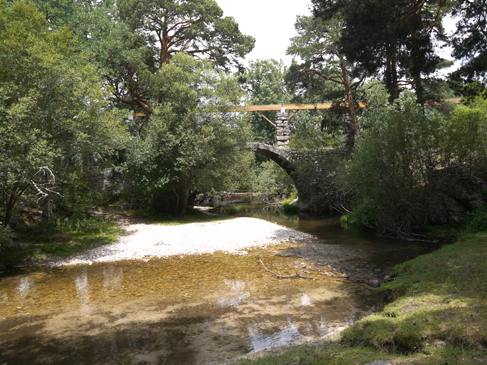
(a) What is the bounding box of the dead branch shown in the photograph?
[259,259,315,280]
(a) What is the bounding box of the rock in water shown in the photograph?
[367,279,380,288]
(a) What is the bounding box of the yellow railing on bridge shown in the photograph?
[132,98,461,119]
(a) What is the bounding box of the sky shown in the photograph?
[216,0,459,74]
[216,0,312,66]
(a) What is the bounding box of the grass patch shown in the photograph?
[232,231,487,365]
[281,191,298,206]
[119,207,234,226]
[3,216,123,264]
[282,191,299,214]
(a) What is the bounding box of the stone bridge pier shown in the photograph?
[274,110,290,147]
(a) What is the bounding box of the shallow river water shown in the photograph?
[0,205,439,365]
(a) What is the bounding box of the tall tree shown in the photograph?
[312,0,447,104]
[0,0,126,225]
[27,0,255,113]
[125,54,251,217]
[287,15,361,135]
[450,0,487,82]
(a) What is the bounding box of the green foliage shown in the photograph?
[449,81,487,104]
[243,59,290,144]
[313,0,448,103]
[342,83,487,234]
[0,223,14,249]
[57,216,107,233]
[462,203,487,233]
[286,14,361,140]
[346,83,446,233]
[290,117,342,149]
[340,205,376,229]
[0,0,127,225]
[7,215,123,261]
[442,97,487,179]
[30,0,254,112]
[450,0,487,81]
[282,204,299,214]
[252,160,296,200]
[125,54,251,216]
[281,191,298,206]
[117,0,255,69]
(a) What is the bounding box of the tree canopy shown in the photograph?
[242,59,290,144]
[287,14,361,135]
[311,0,448,103]
[451,0,487,82]
[28,0,255,113]
[0,0,127,225]
[125,54,251,216]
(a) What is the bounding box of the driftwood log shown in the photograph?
[259,259,315,280]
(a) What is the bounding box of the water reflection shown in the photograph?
[1,204,433,364]
[15,276,32,298]
[248,320,300,351]
[217,280,251,308]
[75,267,91,314]
[103,266,123,291]
[301,293,311,306]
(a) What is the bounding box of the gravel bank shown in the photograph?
[47,217,315,267]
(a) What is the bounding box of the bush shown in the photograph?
[0,223,14,248]
[463,203,487,232]
[57,216,106,233]
[281,191,298,206]
[343,82,454,234]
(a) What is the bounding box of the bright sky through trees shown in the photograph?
[216,0,312,66]
[218,0,458,73]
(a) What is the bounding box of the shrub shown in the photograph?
[0,223,14,248]
[57,216,105,233]
[463,203,487,232]
[0,223,14,273]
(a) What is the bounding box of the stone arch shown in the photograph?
[246,143,295,177]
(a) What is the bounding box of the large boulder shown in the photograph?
[428,164,487,224]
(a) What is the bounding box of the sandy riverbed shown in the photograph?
[45,217,315,267]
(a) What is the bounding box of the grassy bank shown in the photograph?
[2,216,124,266]
[234,231,487,365]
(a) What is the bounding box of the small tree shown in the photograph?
[346,82,445,234]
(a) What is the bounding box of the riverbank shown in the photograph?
[230,231,487,365]
[32,217,315,267]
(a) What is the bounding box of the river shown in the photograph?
[0,204,439,364]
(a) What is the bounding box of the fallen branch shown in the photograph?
[259,259,315,280]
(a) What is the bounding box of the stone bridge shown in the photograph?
[242,142,347,208]
[239,107,350,209]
